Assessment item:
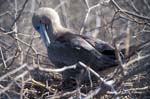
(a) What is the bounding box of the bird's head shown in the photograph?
[32,7,63,47]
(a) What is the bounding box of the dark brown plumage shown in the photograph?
[32,7,119,80]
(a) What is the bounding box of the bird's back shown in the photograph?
[47,40,118,70]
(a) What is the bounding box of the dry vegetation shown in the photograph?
[0,0,150,98]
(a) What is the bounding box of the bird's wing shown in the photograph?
[56,33,116,59]
[55,32,119,68]
[56,33,102,57]
[81,36,116,58]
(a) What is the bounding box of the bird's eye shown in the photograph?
[36,25,40,30]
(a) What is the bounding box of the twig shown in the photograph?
[0,47,7,68]
[10,0,29,28]
[78,62,119,98]
[111,0,150,22]
[80,2,100,34]
[0,64,27,81]
[114,43,125,75]
[116,63,150,87]
[38,64,77,73]
[124,54,149,67]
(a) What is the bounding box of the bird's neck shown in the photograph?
[50,24,71,41]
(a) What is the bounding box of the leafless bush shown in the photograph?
[0,0,150,98]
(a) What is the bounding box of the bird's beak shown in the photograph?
[38,24,51,47]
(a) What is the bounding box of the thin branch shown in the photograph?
[10,0,29,28]
[0,47,7,68]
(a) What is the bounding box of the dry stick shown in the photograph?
[115,63,150,88]
[0,64,28,94]
[25,32,36,61]
[2,0,28,64]
[115,43,125,75]
[111,0,150,22]
[111,51,149,80]
[48,90,80,99]
[0,27,8,33]
[14,37,37,54]
[80,9,90,34]
[121,86,149,92]
[38,64,77,73]
[0,81,14,94]
[59,0,70,29]
[122,12,145,26]
[84,0,90,9]
[0,47,7,68]
[125,54,149,67]
[10,0,29,28]
[114,55,150,95]
[37,62,118,98]
[107,86,149,97]
[80,3,100,34]
[78,62,119,98]
[0,29,38,56]
[5,48,20,67]
[55,0,66,10]
[85,88,101,99]
[111,1,148,26]
[87,69,93,90]
[143,0,150,10]
[20,77,24,99]
[130,0,140,14]
[38,61,118,97]
[126,39,150,59]
[7,0,15,8]
[31,79,46,87]
[0,36,21,67]
[0,11,12,17]
[92,11,101,38]
[125,21,130,57]
[0,70,28,94]
[30,0,35,13]
[86,14,120,33]
[0,64,27,81]
[13,0,24,65]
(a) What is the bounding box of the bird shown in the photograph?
[31,7,143,83]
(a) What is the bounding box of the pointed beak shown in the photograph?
[38,24,51,47]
